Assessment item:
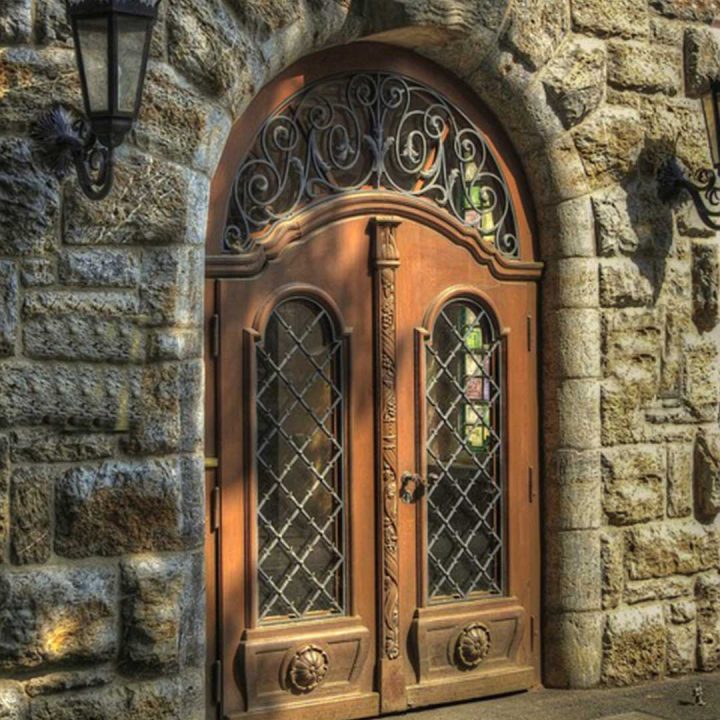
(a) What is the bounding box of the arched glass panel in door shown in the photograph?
[255,297,346,622]
[426,298,503,602]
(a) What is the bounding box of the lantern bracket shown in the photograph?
[34,105,114,200]
[657,156,720,232]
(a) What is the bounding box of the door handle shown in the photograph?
[400,472,439,503]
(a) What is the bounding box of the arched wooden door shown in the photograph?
[205,45,542,720]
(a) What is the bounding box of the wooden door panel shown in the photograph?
[217,220,379,719]
[394,219,540,706]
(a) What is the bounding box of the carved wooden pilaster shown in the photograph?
[371,216,405,712]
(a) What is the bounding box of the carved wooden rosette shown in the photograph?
[372,217,402,666]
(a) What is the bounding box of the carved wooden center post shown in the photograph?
[371,216,406,712]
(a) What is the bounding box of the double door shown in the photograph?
[206,212,540,719]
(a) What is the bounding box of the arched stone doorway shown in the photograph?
[205,44,544,720]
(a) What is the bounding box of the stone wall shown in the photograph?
[0,0,719,717]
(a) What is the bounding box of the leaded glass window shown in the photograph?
[255,298,345,622]
[426,298,503,602]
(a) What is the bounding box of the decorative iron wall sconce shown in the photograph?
[657,78,720,231]
[35,0,160,200]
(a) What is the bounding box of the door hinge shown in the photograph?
[527,315,532,352]
[210,313,220,357]
[530,616,535,652]
[210,485,221,532]
[212,659,223,705]
[528,466,535,503]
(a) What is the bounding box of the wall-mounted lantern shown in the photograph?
[35,0,160,200]
[658,78,720,231]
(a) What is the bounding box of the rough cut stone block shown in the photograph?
[126,671,204,720]
[0,437,9,562]
[601,531,624,610]
[120,556,190,674]
[544,611,604,688]
[0,262,17,358]
[147,329,202,361]
[59,249,140,289]
[650,0,717,22]
[25,669,112,697]
[166,0,256,105]
[601,381,646,446]
[669,599,696,624]
[543,39,606,129]
[572,106,643,187]
[23,291,139,320]
[62,151,193,247]
[592,180,670,257]
[685,27,720,97]
[666,620,696,675]
[0,681,27,720]
[599,259,656,308]
[546,530,602,612]
[544,258,600,309]
[19,259,55,288]
[571,0,649,38]
[34,0,72,46]
[29,687,127,720]
[9,429,115,464]
[10,467,53,565]
[126,361,203,456]
[684,342,720,420]
[624,575,693,604]
[667,443,693,518]
[135,64,232,173]
[696,572,720,671]
[602,308,663,400]
[545,449,602,530]
[695,431,720,519]
[0,363,129,431]
[602,445,665,526]
[23,317,145,363]
[544,308,601,380]
[55,459,184,557]
[139,247,203,327]
[537,195,595,258]
[626,522,719,580]
[0,0,32,43]
[607,40,681,95]
[503,0,569,71]
[0,137,59,257]
[691,240,720,331]
[0,47,80,131]
[602,605,666,685]
[0,566,117,671]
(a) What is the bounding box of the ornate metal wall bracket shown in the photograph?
[657,157,720,231]
[34,106,114,200]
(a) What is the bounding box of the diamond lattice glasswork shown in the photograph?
[426,299,503,602]
[255,298,345,622]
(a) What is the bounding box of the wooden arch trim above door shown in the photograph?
[205,42,540,270]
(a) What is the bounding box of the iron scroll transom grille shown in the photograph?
[223,72,520,258]
[426,299,504,602]
[255,298,346,622]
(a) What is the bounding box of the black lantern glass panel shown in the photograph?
[702,80,720,169]
[76,15,110,113]
[117,14,151,113]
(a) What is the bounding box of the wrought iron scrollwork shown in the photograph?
[657,157,720,231]
[223,73,520,258]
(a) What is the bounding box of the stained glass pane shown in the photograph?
[426,299,503,602]
[256,298,345,622]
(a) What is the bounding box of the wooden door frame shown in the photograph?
[204,43,542,720]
